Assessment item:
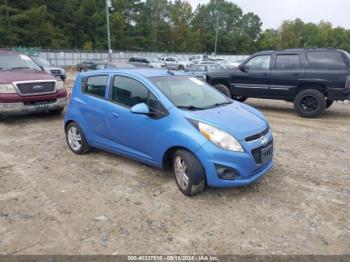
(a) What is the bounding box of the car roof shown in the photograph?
[80,68,189,78]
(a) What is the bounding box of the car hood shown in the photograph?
[0,69,56,84]
[184,102,268,141]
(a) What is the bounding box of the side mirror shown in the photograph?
[130,103,150,115]
[238,63,246,72]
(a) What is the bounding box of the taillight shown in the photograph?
[346,76,350,90]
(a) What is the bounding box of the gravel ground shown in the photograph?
[0,74,349,255]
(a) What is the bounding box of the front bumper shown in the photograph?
[0,97,67,115]
[195,132,274,188]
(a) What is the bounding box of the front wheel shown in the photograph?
[294,89,326,118]
[65,122,91,154]
[232,95,247,102]
[178,65,185,70]
[172,150,205,196]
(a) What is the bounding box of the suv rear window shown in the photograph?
[307,51,347,70]
[275,55,301,70]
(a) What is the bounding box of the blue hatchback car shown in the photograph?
[64,69,273,196]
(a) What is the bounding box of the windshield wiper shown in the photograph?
[10,66,32,70]
[177,105,206,111]
[206,101,232,109]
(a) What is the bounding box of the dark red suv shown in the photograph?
[0,50,67,116]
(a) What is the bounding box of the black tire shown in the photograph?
[294,89,326,118]
[49,107,65,115]
[325,100,334,109]
[214,84,232,98]
[178,65,185,70]
[172,150,206,196]
[65,122,91,154]
[232,95,247,103]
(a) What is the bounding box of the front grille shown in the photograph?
[50,70,61,75]
[245,127,270,142]
[251,140,273,164]
[16,81,56,96]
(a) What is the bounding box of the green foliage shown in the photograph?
[0,0,349,53]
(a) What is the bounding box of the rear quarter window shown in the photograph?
[307,51,347,70]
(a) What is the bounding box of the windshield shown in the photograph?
[150,76,231,110]
[0,54,41,70]
[31,56,51,67]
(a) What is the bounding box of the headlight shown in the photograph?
[198,122,244,152]
[0,84,17,94]
[56,81,65,90]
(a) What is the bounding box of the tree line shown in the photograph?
[1,0,350,54]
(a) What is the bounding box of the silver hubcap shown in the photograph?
[67,126,82,151]
[174,156,189,190]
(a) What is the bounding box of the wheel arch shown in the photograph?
[295,83,328,98]
[162,146,200,171]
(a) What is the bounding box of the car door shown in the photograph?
[269,53,304,99]
[232,54,272,97]
[79,74,111,143]
[106,75,168,164]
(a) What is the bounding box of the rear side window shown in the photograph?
[275,55,301,70]
[112,76,156,108]
[82,75,108,98]
[307,51,347,70]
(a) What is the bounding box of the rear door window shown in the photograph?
[307,51,347,70]
[275,54,301,70]
[82,75,108,98]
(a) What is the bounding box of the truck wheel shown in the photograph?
[49,107,64,115]
[65,122,91,154]
[325,100,334,109]
[232,95,247,102]
[172,150,205,196]
[294,89,326,118]
[214,84,232,98]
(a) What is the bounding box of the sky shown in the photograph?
[187,0,350,30]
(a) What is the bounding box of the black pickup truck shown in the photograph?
[205,48,350,117]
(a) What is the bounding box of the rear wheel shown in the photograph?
[172,150,205,196]
[65,122,91,154]
[294,89,326,118]
[325,100,334,109]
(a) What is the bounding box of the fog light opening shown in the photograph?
[216,165,240,180]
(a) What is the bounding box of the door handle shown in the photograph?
[112,112,119,118]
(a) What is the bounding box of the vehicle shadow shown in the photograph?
[0,112,64,125]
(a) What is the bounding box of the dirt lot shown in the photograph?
[0,74,350,255]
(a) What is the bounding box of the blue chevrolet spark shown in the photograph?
[64,69,273,196]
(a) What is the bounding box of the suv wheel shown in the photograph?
[172,150,205,196]
[232,95,247,103]
[325,100,334,109]
[65,122,91,154]
[294,89,326,118]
